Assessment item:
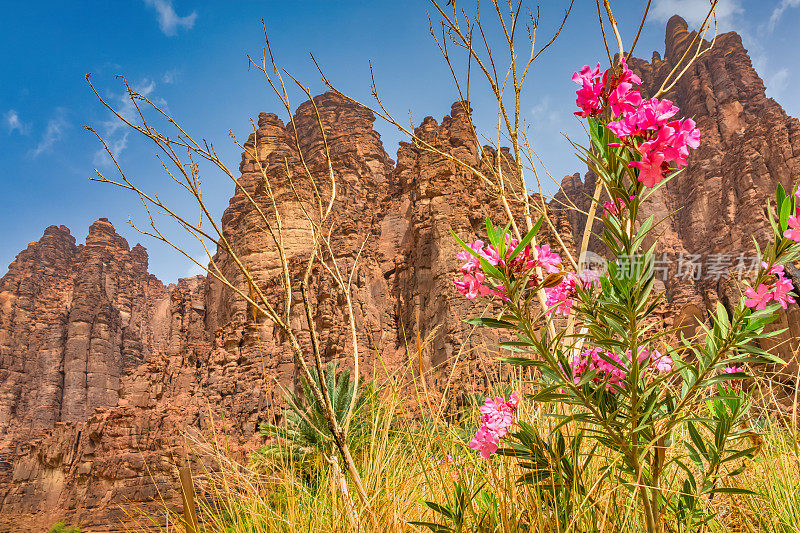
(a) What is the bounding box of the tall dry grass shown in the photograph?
[120,360,800,533]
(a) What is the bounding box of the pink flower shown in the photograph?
[630,140,667,188]
[724,366,744,374]
[567,347,627,392]
[454,272,492,300]
[506,390,521,409]
[762,261,785,277]
[668,118,701,164]
[456,240,485,273]
[567,354,589,384]
[633,347,672,373]
[469,425,500,459]
[784,215,800,241]
[651,350,673,373]
[545,274,578,316]
[602,200,618,216]
[573,63,604,118]
[534,244,562,273]
[772,275,794,309]
[588,348,627,391]
[608,98,679,138]
[579,269,602,289]
[480,244,501,266]
[607,59,642,117]
[480,397,514,437]
[744,283,773,310]
[470,391,520,459]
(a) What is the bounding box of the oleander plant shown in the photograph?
[438,57,799,533]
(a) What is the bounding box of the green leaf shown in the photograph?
[423,501,454,519]
[450,229,481,261]
[464,317,516,329]
[688,421,709,461]
[508,216,544,261]
[408,521,452,533]
[486,217,497,246]
[500,355,547,368]
[780,194,792,232]
[722,445,759,463]
[707,487,757,495]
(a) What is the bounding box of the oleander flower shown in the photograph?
[635,347,673,373]
[762,261,785,277]
[784,215,800,241]
[469,425,500,459]
[629,140,667,188]
[744,283,773,310]
[607,59,642,117]
[470,391,520,459]
[534,244,562,273]
[573,63,604,118]
[772,275,794,309]
[579,268,603,288]
[545,274,578,315]
[454,271,491,300]
[456,240,485,273]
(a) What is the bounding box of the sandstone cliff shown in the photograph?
[0,16,798,531]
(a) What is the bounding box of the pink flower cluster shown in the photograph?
[544,269,602,316]
[572,59,642,119]
[572,60,701,189]
[607,99,701,188]
[744,262,794,310]
[566,347,628,392]
[565,346,672,393]
[723,365,744,374]
[469,391,520,459]
[454,238,562,301]
[633,347,674,374]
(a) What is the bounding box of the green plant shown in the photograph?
[259,362,367,464]
[48,522,81,533]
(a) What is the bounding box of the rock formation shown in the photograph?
[0,16,798,531]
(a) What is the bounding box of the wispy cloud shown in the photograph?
[650,0,743,31]
[29,109,68,157]
[94,78,163,167]
[144,0,197,36]
[530,96,559,127]
[161,68,179,84]
[766,68,790,97]
[768,0,800,32]
[4,110,29,135]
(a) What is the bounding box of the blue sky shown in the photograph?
[1,0,798,282]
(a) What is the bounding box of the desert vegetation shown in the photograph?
[84,1,800,532]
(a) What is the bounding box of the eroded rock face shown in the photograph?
[0,16,798,531]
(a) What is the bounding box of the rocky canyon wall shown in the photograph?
[0,16,798,531]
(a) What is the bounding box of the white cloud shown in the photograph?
[144,0,197,36]
[766,68,790,97]
[94,78,164,167]
[29,109,68,157]
[651,0,743,31]
[4,110,29,135]
[93,131,129,167]
[161,69,179,84]
[768,0,800,31]
[530,96,559,126]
